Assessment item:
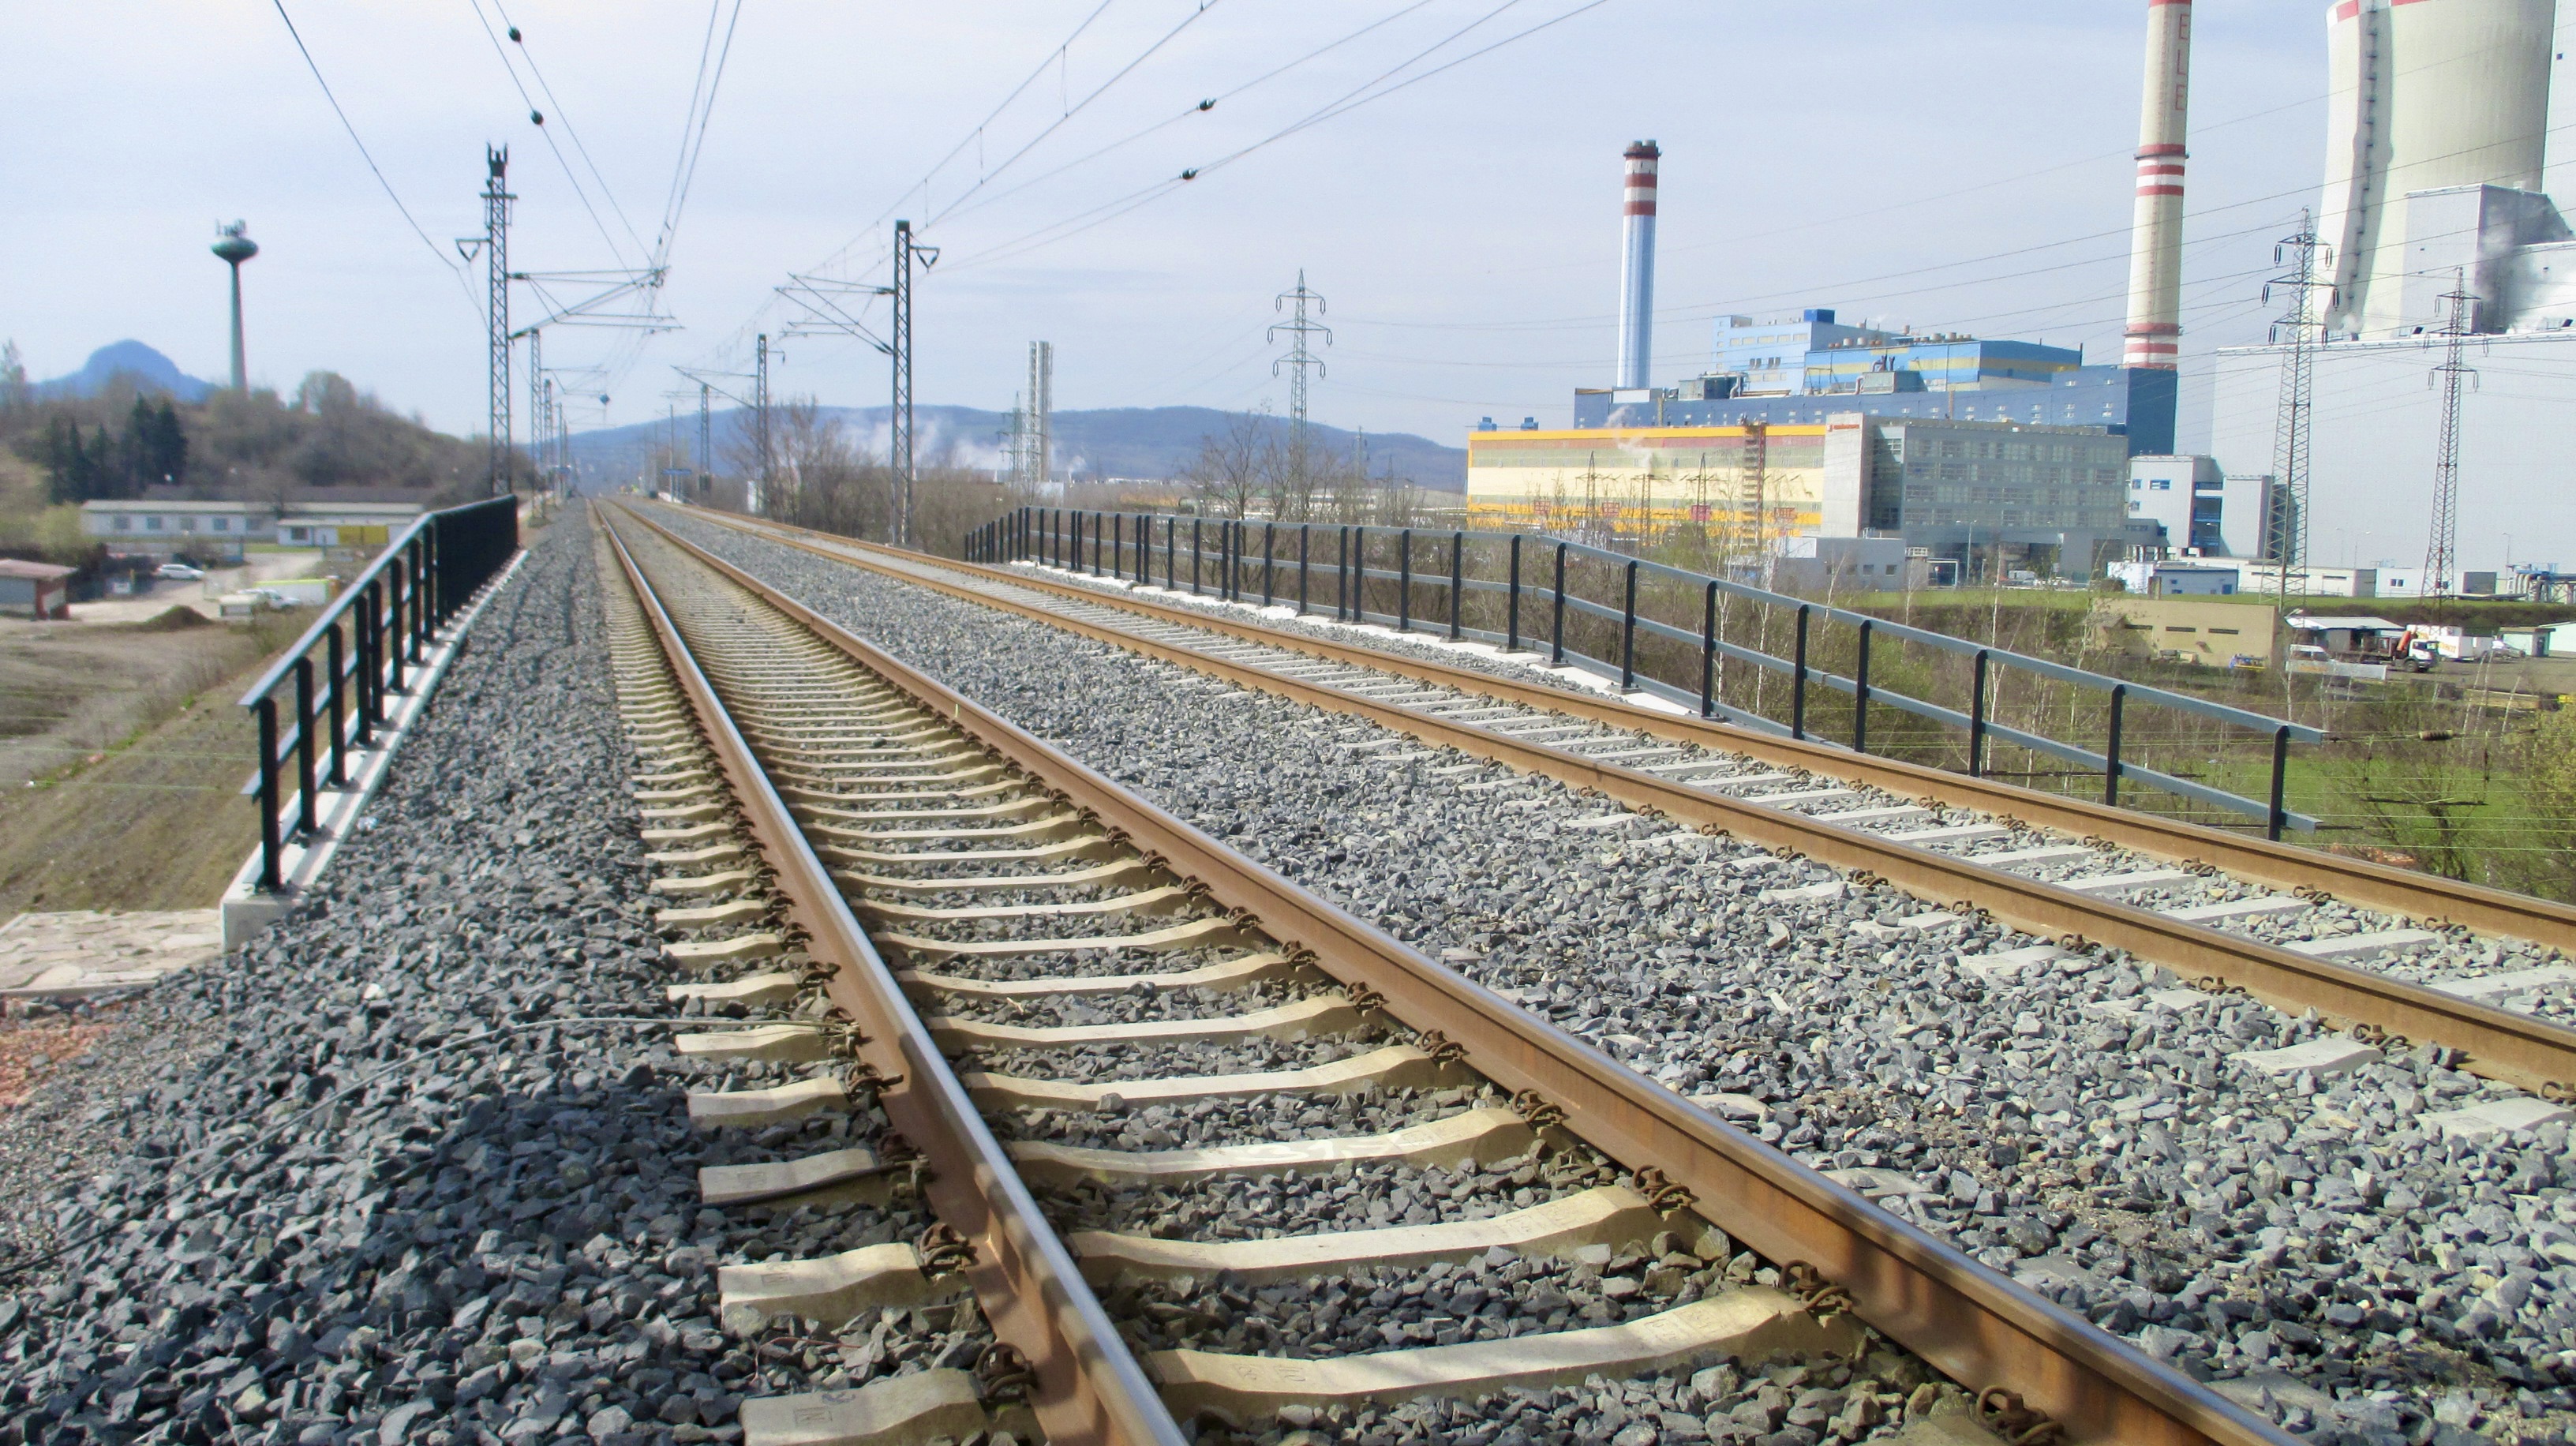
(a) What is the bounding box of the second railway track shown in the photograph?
[659,504,2576,1102]
[600,505,2293,1446]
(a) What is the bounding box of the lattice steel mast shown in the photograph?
[482,147,514,494]
[2262,210,2332,595]
[890,221,938,548]
[752,334,772,517]
[2423,269,2477,594]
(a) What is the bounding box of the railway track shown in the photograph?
[654,504,2576,1107]
[599,504,2291,1446]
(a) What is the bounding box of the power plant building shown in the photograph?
[1485,0,2576,581]
[2210,0,2576,576]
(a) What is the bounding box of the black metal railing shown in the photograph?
[238,496,522,892]
[968,506,2326,838]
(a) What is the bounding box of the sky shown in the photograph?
[16,0,2548,564]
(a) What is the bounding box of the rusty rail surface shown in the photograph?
[651,505,2576,1099]
[603,517,1188,1446]
[612,501,2295,1446]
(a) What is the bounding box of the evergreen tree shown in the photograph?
[149,398,187,485]
[41,414,83,504]
[88,425,119,500]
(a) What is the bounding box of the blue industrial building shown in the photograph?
[1565,307,2177,456]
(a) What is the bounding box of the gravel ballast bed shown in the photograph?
[0,517,957,1446]
[668,512,2576,1440]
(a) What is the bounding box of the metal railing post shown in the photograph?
[1297,526,1310,615]
[1353,526,1367,621]
[1619,560,1639,690]
[1398,530,1413,631]
[386,559,408,694]
[1449,530,1465,641]
[1551,542,1567,665]
[1263,523,1276,608]
[1507,534,1522,652]
[1791,605,1810,740]
[1112,514,1123,580]
[2103,684,2128,807]
[410,537,429,662]
[325,620,348,787]
[256,698,282,892]
[1969,650,1991,777]
[1164,517,1176,590]
[1337,526,1350,620]
[1190,519,1203,595]
[1853,618,1874,754]
[1700,580,1717,717]
[2268,726,2292,842]
[354,586,376,738]
[294,657,318,838]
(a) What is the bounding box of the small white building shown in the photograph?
[80,500,426,560]
[2106,560,2244,596]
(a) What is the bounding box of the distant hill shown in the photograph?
[567,403,1467,492]
[36,342,215,403]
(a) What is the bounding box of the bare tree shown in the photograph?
[1183,407,1271,519]
[744,398,895,540]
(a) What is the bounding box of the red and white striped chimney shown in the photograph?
[1616,140,1660,390]
[2121,0,2192,369]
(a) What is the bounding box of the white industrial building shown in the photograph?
[2208,0,2576,579]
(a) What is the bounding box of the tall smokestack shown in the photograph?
[1616,140,1660,390]
[2122,0,2192,369]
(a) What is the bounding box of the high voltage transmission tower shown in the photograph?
[1271,272,1331,454]
[2423,268,2479,594]
[2262,210,2332,599]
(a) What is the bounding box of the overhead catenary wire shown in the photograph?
[486,0,653,263]
[653,0,746,270]
[946,0,1618,274]
[930,0,1448,234]
[462,0,641,272]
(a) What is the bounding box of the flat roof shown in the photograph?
[0,560,77,580]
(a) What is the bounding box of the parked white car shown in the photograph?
[156,563,206,580]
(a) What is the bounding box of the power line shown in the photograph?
[264,0,471,287]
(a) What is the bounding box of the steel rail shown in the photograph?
[601,515,1187,1446]
[703,509,2576,952]
[612,501,2296,1446]
[650,507,2576,1098]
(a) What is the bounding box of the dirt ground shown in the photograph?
[0,613,300,912]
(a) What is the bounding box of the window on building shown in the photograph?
[212,517,230,533]
[114,515,131,532]
[146,515,163,531]
[2150,479,2172,491]
[180,516,196,533]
